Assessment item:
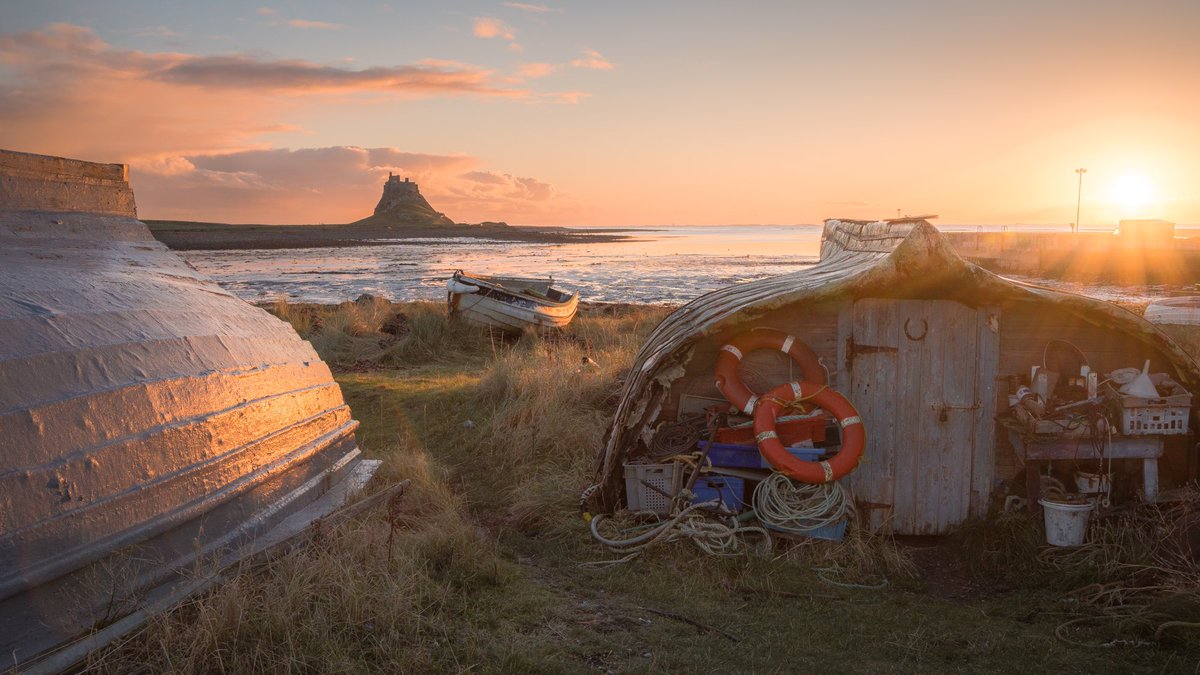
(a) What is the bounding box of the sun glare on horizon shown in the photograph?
[1107,171,1159,218]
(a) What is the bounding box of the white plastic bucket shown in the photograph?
[1039,498,1094,547]
[1074,471,1110,494]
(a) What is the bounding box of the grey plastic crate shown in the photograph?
[623,462,680,514]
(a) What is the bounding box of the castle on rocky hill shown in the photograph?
[368,173,454,226]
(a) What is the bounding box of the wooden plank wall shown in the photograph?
[659,295,1192,517]
[661,302,843,421]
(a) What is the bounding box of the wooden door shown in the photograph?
[837,299,999,534]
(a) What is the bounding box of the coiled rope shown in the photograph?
[584,501,772,567]
[753,472,854,535]
[649,415,707,458]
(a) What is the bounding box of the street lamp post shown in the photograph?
[1074,168,1087,234]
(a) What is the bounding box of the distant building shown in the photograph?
[369,173,454,225]
[1116,219,1175,244]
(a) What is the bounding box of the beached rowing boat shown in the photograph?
[447,270,578,333]
[0,149,378,672]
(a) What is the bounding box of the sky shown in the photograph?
[1,1,1198,227]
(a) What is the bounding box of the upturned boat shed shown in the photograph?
[593,219,1200,534]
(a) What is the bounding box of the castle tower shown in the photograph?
[368,174,454,225]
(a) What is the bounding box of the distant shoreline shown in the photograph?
[144,219,642,250]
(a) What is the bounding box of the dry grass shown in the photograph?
[271,295,492,369]
[775,526,919,589]
[958,494,1200,647]
[88,300,1199,672]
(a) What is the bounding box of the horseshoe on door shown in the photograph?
[904,317,927,341]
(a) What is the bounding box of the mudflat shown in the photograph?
[145,219,632,250]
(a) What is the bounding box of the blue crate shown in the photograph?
[801,519,849,542]
[700,441,822,469]
[691,475,749,511]
[763,518,849,542]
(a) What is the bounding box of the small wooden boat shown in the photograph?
[0,149,377,672]
[447,270,578,333]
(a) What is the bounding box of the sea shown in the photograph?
[177,224,1189,306]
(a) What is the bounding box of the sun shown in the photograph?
[1108,172,1157,216]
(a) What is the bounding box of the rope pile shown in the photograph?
[585,501,771,567]
[753,472,854,534]
[648,415,707,458]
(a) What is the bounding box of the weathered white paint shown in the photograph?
[448,271,578,333]
[843,299,999,534]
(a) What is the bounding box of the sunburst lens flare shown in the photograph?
[1109,172,1158,217]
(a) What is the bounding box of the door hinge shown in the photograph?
[845,336,899,369]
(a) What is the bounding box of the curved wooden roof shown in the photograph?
[594,219,1200,509]
[0,149,368,669]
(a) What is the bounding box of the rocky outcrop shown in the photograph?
[361,174,454,227]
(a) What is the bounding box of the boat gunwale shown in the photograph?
[450,270,576,308]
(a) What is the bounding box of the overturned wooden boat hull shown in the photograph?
[0,149,374,671]
[593,218,1200,534]
[447,270,578,333]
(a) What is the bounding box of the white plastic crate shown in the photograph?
[1121,399,1191,435]
[1120,376,1192,435]
[623,462,680,514]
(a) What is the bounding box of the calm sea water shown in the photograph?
[177,224,1182,306]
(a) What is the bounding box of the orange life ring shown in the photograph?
[753,381,865,484]
[714,329,825,414]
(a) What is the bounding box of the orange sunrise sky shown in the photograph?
[1,1,1197,227]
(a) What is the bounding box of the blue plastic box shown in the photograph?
[699,441,822,469]
[690,475,748,511]
[763,518,849,542]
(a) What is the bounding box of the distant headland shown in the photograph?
[147,173,630,250]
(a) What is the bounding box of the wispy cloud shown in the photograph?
[256,7,277,16]
[571,48,613,70]
[0,24,522,96]
[159,56,512,93]
[517,62,556,79]
[286,19,345,30]
[503,2,560,13]
[472,17,516,41]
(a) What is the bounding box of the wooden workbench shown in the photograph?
[1007,431,1163,508]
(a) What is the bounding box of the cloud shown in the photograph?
[570,48,613,70]
[0,24,525,96]
[156,56,516,94]
[517,62,556,79]
[0,24,590,223]
[129,147,562,224]
[504,2,559,13]
[455,171,554,201]
[257,7,278,16]
[286,19,345,30]
[0,23,558,170]
[472,17,515,41]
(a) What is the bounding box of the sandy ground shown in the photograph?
[145,219,634,250]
